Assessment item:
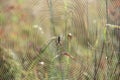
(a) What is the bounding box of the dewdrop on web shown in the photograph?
[33,24,44,34]
[53,54,60,60]
[38,27,44,34]
[39,61,45,65]
[38,27,42,31]
[106,24,112,27]
[106,56,107,60]
[33,24,39,28]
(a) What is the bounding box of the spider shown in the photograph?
[56,36,62,46]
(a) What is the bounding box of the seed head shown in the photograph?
[68,33,72,39]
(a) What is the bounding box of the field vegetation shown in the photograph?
[0,0,119,80]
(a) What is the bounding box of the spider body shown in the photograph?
[56,36,62,46]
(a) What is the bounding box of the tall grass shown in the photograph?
[0,0,119,80]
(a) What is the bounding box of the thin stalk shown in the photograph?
[95,41,105,77]
[63,0,68,51]
[113,41,120,80]
[93,50,97,80]
[27,39,55,71]
[93,28,98,80]
[118,41,120,80]
[56,45,64,80]
[105,0,109,79]
[48,0,56,36]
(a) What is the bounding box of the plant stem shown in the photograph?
[94,50,97,80]
[28,39,54,71]
[48,0,56,36]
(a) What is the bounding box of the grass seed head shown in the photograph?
[68,33,72,40]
